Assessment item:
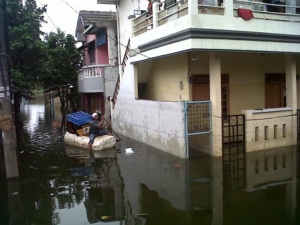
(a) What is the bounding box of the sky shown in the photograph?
[36,0,115,37]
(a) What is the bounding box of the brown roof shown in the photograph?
[79,10,116,26]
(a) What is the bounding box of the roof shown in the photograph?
[79,10,116,27]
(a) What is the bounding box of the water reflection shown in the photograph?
[0,98,299,225]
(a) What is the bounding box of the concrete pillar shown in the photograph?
[209,52,222,157]
[152,0,160,28]
[242,110,254,152]
[189,0,198,26]
[224,0,234,17]
[285,54,297,145]
[107,26,118,66]
[285,54,297,111]
[189,0,199,15]
[285,0,296,14]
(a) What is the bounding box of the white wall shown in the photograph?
[112,58,187,158]
[118,0,148,63]
[140,53,189,101]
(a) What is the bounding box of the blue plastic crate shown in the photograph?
[67,111,92,126]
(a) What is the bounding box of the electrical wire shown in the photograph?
[37,0,59,31]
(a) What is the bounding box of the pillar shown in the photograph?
[224,0,234,17]
[285,54,297,111]
[210,52,222,157]
[285,54,297,145]
[188,0,198,15]
[152,0,160,28]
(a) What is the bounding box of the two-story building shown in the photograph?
[97,0,300,158]
[75,10,118,117]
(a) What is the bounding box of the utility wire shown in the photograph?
[38,0,59,31]
[59,0,152,60]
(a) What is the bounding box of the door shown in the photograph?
[192,84,210,101]
[265,82,284,108]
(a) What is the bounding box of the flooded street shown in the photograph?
[0,97,300,225]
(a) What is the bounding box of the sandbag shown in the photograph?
[64,132,116,150]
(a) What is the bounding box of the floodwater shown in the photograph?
[0,97,300,225]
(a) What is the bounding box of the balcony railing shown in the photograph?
[234,0,300,14]
[132,0,300,37]
[78,65,104,80]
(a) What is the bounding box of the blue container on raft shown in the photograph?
[67,111,92,126]
[66,111,92,136]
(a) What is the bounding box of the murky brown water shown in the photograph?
[0,97,299,225]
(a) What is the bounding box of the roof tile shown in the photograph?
[79,10,116,26]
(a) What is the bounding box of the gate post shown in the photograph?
[184,101,189,158]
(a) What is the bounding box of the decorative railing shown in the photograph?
[78,65,104,80]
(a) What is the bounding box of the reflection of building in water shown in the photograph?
[246,146,294,192]
[187,155,215,224]
[223,146,297,224]
[86,156,125,223]
[117,139,221,224]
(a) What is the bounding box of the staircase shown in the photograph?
[112,39,130,108]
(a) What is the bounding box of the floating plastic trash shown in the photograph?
[101,216,112,220]
[125,148,134,154]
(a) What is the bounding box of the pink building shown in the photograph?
[75,11,118,117]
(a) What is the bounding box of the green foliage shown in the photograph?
[41,29,81,89]
[41,29,81,114]
[6,0,47,99]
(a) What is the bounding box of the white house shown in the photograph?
[96,0,300,158]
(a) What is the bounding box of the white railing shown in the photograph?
[132,0,300,37]
[132,0,224,37]
[78,65,104,80]
[234,0,300,14]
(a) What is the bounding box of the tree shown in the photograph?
[6,0,47,99]
[6,0,47,143]
[41,29,81,128]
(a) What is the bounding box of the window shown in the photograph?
[87,40,95,64]
[89,49,95,64]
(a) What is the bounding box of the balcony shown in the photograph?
[132,0,300,37]
[78,65,104,93]
[129,0,300,60]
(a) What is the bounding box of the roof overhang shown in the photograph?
[83,24,96,35]
[83,21,114,35]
